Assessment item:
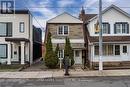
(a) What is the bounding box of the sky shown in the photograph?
[14,0,130,40]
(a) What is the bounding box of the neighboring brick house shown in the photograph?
[79,5,130,69]
[45,12,86,65]
[0,10,42,65]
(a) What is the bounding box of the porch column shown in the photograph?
[7,43,11,65]
[21,41,25,64]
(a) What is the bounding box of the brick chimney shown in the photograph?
[79,6,85,22]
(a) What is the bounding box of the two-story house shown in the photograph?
[45,12,86,65]
[80,5,130,69]
[0,10,42,65]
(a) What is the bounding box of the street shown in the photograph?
[0,76,130,87]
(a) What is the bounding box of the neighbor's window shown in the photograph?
[58,25,69,35]
[95,45,113,55]
[115,45,120,55]
[19,22,25,33]
[95,23,110,34]
[114,22,129,34]
[0,44,7,58]
[102,23,110,34]
[123,46,127,53]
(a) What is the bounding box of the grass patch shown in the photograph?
[0,64,24,72]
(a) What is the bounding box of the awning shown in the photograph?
[5,38,30,42]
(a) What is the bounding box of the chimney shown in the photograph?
[79,6,85,22]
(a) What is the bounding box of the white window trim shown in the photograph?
[57,25,69,36]
[58,49,64,59]
[94,44,122,56]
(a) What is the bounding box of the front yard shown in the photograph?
[0,64,24,72]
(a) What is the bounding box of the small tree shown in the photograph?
[45,32,58,68]
[64,37,74,66]
[55,44,59,57]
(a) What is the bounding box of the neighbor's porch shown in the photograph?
[3,38,30,65]
[89,43,130,69]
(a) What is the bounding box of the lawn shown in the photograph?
[0,64,24,72]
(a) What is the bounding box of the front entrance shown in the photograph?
[74,50,82,64]
[18,46,21,63]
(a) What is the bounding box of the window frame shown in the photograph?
[58,50,64,59]
[114,22,129,34]
[123,45,127,53]
[102,22,110,34]
[57,25,69,35]
[0,44,7,59]
[0,22,12,37]
[19,22,25,33]
[95,22,110,34]
[94,44,122,56]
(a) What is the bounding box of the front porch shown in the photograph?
[3,38,30,65]
[89,43,130,69]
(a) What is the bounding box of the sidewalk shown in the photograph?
[0,69,130,78]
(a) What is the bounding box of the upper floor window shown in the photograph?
[114,22,129,34]
[19,22,24,33]
[102,23,110,34]
[0,22,12,37]
[95,22,110,34]
[58,25,69,35]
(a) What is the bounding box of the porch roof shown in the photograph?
[89,36,130,43]
[5,38,30,42]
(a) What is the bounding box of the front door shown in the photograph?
[122,45,128,60]
[74,50,82,64]
[18,46,21,63]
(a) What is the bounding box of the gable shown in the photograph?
[89,5,130,22]
[47,12,83,23]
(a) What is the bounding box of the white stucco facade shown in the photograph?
[0,12,33,64]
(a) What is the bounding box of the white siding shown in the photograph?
[88,8,130,36]
[91,44,130,62]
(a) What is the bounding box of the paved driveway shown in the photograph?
[0,76,130,87]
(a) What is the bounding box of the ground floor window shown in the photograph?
[123,46,127,53]
[0,44,7,58]
[58,50,64,58]
[94,44,121,56]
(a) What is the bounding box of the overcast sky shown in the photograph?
[15,0,130,40]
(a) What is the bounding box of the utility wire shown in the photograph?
[22,0,45,32]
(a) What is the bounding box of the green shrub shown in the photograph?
[64,37,74,66]
[45,32,58,69]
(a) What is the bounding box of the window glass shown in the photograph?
[123,46,127,53]
[115,45,120,55]
[95,46,99,55]
[75,50,80,57]
[102,23,110,34]
[0,23,6,36]
[0,45,7,58]
[58,25,69,35]
[58,50,64,58]
[20,22,24,33]
[58,26,63,35]
[115,23,129,34]
[64,26,68,34]
[95,45,113,56]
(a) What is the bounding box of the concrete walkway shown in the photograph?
[0,69,130,78]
